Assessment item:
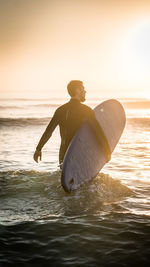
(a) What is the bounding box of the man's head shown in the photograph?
[67,80,86,102]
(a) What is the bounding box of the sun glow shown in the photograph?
[117,20,150,97]
[1,1,150,99]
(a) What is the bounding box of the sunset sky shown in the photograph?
[0,0,150,99]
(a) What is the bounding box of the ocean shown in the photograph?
[0,97,150,266]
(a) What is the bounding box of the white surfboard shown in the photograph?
[61,99,126,192]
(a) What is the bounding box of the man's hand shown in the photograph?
[102,148,111,163]
[33,149,42,163]
[106,152,111,163]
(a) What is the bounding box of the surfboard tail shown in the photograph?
[61,171,70,193]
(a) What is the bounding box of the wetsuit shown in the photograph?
[36,99,111,164]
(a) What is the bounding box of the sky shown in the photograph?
[0,0,150,99]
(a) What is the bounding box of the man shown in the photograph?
[33,80,111,166]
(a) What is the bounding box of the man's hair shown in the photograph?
[67,80,83,97]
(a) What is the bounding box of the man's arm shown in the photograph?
[87,110,111,162]
[33,111,59,163]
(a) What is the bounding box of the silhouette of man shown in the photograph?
[33,80,111,166]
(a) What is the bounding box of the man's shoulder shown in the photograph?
[55,102,70,114]
[81,103,93,112]
[55,101,93,114]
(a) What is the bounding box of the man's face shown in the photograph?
[76,85,86,102]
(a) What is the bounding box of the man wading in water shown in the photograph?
[33,80,111,167]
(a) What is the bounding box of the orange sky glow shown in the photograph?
[0,0,150,99]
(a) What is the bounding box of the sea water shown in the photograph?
[0,97,150,266]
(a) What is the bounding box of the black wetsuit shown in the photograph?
[36,99,111,164]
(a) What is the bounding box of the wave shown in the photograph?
[0,100,150,110]
[0,170,132,195]
[0,169,133,226]
[122,100,150,109]
[0,169,133,223]
[0,117,51,126]
[127,117,150,127]
[0,170,132,199]
[0,105,25,109]
[1,116,150,127]
[0,103,60,109]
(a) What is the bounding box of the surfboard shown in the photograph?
[61,99,126,192]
